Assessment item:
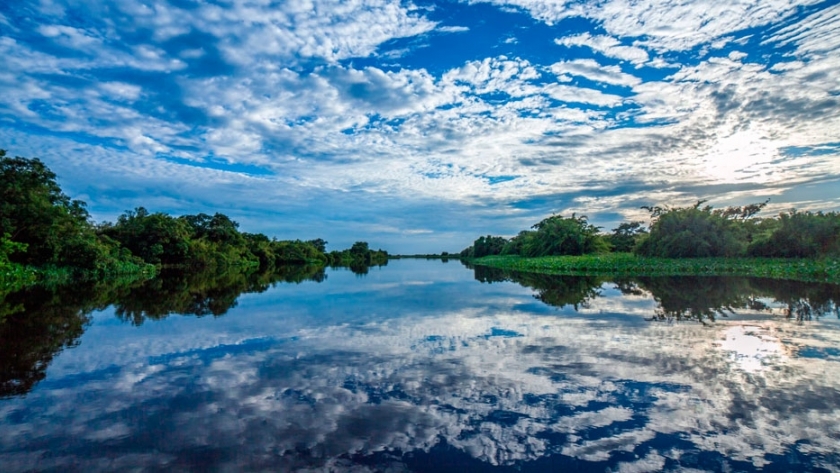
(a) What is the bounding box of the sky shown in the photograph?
[1,0,839,254]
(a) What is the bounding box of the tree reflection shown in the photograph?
[113,265,328,325]
[470,265,840,323]
[0,283,109,398]
[470,265,605,310]
[631,277,758,325]
[0,265,327,397]
[749,279,840,322]
[632,277,840,324]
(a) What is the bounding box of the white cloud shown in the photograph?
[438,25,470,33]
[482,0,824,51]
[764,2,840,55]
[550,59,642,87]
[2,0,840,247]
[443,56,541,96]
[555,33,650,64]
[543,84,625,107]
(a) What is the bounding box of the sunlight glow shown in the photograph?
[717,325,787,373]
[701,130,778,183]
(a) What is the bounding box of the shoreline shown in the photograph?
[471,254,840,284]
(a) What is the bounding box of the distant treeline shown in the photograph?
[0,150,387,280]
[462,200,840,259]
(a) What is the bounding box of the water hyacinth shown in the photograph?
[474,254,840,284]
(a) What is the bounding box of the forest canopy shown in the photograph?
[0,151,387,279]
[462,201,840,260]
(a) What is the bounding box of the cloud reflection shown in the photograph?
[1,268,840,471]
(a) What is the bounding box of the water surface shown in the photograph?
[1,260,839,471]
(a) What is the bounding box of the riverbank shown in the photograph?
[1,261,157,293]
[472,254,840,284]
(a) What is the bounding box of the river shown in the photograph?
[1,259,839,471]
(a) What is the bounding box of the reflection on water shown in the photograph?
[0,265,326,398]
[470,262,840,323]
[1,260,840,471]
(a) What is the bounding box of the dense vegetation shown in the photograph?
[0,150,387,284]
[473,254,840,283]
[462,214,609,259]
[462,200,840,261]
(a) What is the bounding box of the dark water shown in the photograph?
[1,260,840,472]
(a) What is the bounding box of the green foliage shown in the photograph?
[328,241,389,273]
[1,151,153,276]
[473,254,840,283]
[523,214,609,257]
[501,231,535,256]
[636,201,767,258]
[1,150,96,266]
[748,210,840,258]
[607,221,647,253]
[636,203,735,257]
[101,207,194,265]
[465,214,609,260]
[635,200,840,260]
[469,235,508,258]
[2,150,385,281]
[0,232,27,265]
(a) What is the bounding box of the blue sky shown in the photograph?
[1,0,839,253]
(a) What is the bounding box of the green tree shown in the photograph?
[607,222,647,253]
[102,207,193,265]
[748,210,840,258]
[635,201,762,258]
[472,235,508,258]
[0,150,138,272]
[522,214,609,257]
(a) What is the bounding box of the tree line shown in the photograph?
[461,200,840,259]
[0,150,387,278]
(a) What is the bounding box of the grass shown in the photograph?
[1,262,38,292]
[1,261,158,293]
[473,253,840,284]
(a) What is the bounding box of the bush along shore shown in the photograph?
[461,200,840,284]
[1,150,388,288]
[472,254,840,284]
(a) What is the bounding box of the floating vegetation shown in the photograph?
[473,254,840,284]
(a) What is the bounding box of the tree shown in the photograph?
[307,238,327,253]
[522,214,609,257]
[636,202,751,258]
[472,235,508,258]
[0,150,116,268]
[607,222,647,253]
[748,210,840,258]
[102,207,193,265]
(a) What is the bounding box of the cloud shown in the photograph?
[555,33,650,65]
[438,25,470,33]
[1,0,840,251]
[550,59,642,87]
[764,2,840,55]
[2,274,839,471]
[478,0,824,51]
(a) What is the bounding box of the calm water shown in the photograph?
[1,259,840,472]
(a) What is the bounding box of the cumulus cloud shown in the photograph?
[1,0,839,250]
